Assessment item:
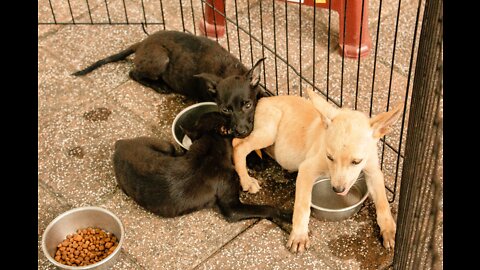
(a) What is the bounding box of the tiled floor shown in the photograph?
[38,0,441,269]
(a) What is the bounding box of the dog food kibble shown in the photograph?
[54,227,119,267]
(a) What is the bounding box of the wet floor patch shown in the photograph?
[327,223,393,270]
[239,154,296,209]
[352,200,378,223]
[83,107,112,122]
[68,146,85,159]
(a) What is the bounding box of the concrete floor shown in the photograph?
[38,0,442,269]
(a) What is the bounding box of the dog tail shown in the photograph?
[71,43,139,76]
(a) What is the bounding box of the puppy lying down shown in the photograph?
[113,112,292,222]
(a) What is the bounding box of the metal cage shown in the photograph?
[38,0,443,268]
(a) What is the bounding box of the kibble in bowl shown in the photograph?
[42,206,124,270]
[54,227,119,267]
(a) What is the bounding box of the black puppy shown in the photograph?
[112,112,291,222]
[73,30,268,137]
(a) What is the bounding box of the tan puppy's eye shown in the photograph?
[351,159,362,165]
[327,154,334,161]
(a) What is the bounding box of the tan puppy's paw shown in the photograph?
[377,215,396,249]
[232,138,242,148]
[381,227,396,250]
[240,177,261,194]
[286,231,310,253]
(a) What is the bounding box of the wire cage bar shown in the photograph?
[393,0,443,268]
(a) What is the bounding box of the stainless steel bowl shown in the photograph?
[41,206,125,270]
[310,174,369,221]
[171,102,219,150]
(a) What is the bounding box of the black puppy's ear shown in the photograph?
[246,58,265,88]
[194,73,221,96]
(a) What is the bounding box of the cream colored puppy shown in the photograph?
[232,88,402,253]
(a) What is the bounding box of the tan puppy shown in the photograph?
[232,88,402,253]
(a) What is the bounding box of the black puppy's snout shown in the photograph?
[235,127,250,137]
[237,129,248,135]
[332,186,345,194]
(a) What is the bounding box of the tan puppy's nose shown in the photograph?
[332,186,345,194]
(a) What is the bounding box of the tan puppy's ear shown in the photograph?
[370,103,404,139]
[306,88,337,128]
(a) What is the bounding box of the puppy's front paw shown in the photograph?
[381,227,396,250]
[241,177,261,194]
[286,231,310,253]
[377,215,396,250]
[232,138,242,148]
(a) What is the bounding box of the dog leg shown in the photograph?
[145,138,183,156]
[233,138,262,193]
[129,70,173,94]
[233,124,280,193]
[363,160,396,249]
[216,179,293,223]
[232,138,242,148]
[286,159,318,253]
[218,201,293,223]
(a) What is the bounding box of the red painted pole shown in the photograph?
[337,0,372,58]
[198,0,371,58]
[282,0,372,58]
[198,0,226,37]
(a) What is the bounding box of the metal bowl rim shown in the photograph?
[310,177,369,213]
[171,102,218,149]
[41,206,125,270]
